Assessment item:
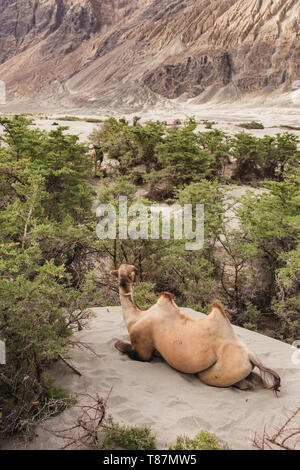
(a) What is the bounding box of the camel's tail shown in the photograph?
[249,353,281,393]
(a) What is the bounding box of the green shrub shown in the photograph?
[0,116,103,438]
[169,430,228,450]
[231,132,300,182]
[85,118,102,123]
[238,121,264,129]
[280,124,300,131]
[89,117,164,174]
[155,117,214,189]
[133,282,157,310]
[231,174,300,338]
[241,302,261,331]
[53,116,102,123]
[102,416,157,450]
[54,116,82,121]
[197,129,231,178]
[202,120,217,129]
[90,117,222,198]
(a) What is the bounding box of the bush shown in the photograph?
[169,430,228,450]
[89,117,165,175]
[223,173,300,338]
[133,282,157,310]
[53,116,102,123]
[240,302,261,331]
[238,121,264,129]
[102,416,157,450]
[231,132,300,182]
[202,120,217,129]
[155,117,214,189]
[197,129,231,179]
[0,116,103,438]
[90,117,223,198]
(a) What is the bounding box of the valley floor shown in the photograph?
[1,101,300,141]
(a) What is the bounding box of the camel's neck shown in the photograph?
[119,287,140,332]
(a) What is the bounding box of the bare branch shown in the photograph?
[253,406,300,450]
[58,354,82,377]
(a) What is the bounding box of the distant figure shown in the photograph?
[89,144,104,174]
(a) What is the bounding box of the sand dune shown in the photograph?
[2,306,299,450]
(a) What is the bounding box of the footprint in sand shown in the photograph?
[109,395,128,407]
[118,408,143,419]
[108,336,128,349]
[176,415,211,431]
[106,376,122,385]
[168,399,190,407]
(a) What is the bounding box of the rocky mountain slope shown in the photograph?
[0,0,299,111]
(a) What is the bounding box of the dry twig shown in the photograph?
[253,406,300,450]
[43,391,111,450]
[58,354,82,377]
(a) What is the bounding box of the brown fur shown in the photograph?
[249,354,281,393]
[212,300,231,323]
[111,265,137,294]
[159,292,174,301]
[112,264,281,392]
[115,340,147,362]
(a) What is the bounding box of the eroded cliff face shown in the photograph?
[0,0,140,63]
[0,0,299,110]
[140,0,300,98]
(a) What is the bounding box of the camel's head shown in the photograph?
[110,264,137,294]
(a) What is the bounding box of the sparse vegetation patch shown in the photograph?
[238,121,264,129]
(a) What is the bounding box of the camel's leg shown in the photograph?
[115,340,153,362]
[197,344,253,388]
[233,379,253,390]
[233,371,266,390]
[152,349,163,359]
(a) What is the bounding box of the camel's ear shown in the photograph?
[129,271,136,282]
[110,270,118,278]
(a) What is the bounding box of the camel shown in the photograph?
[111,264,281,392]
[89,145,103,174]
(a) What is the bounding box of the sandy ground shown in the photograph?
[33,119,97,143]
[2,306,299,451]
[1,100,300,142]
[33,104,300,142]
